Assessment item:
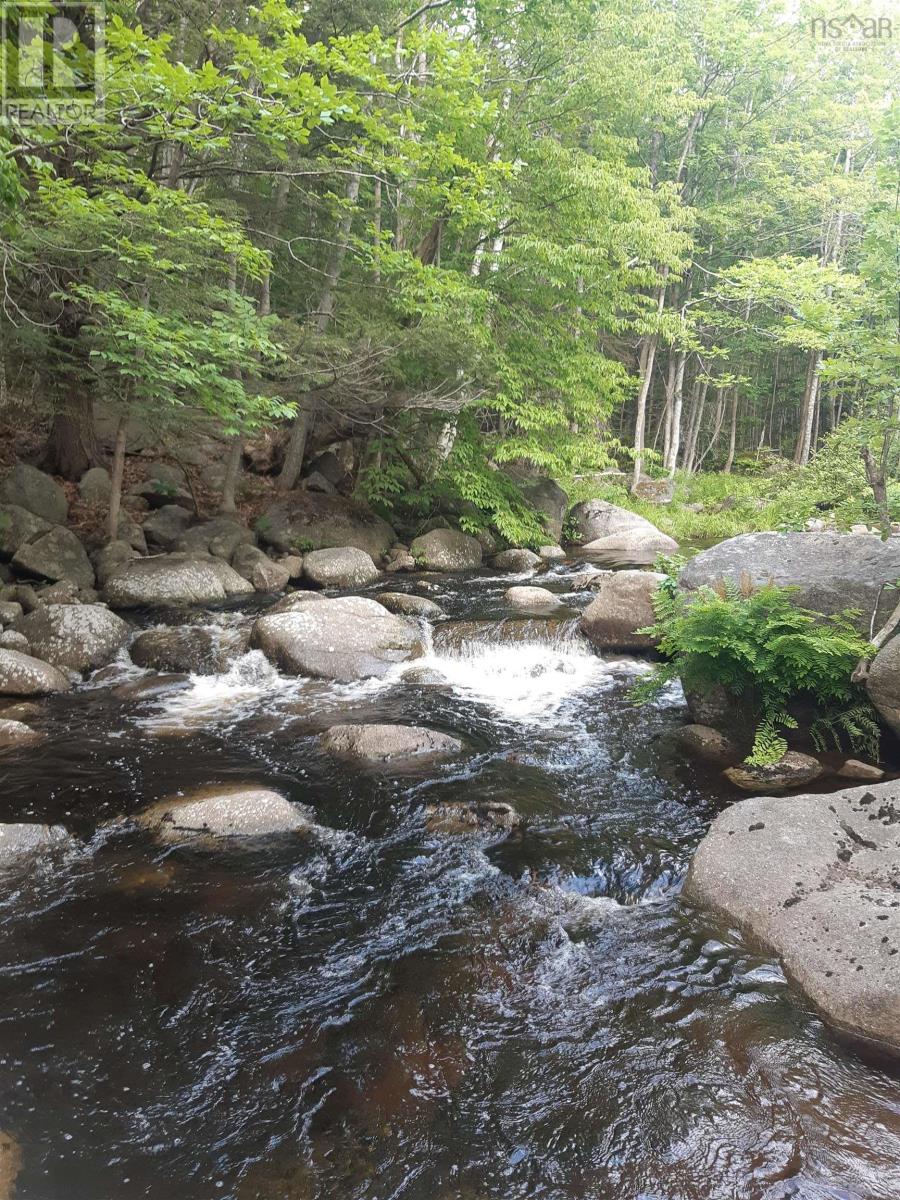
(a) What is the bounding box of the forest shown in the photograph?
[1,0,897,545]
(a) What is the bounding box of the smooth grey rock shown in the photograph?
[78,466,112,505]
[15,604,129,671]
[402,666,447,686]
[0,719,43,748]
[12,527,95,590]
[255,494,395,559]
[251,596,423,681]
[725,751,824,793]
[684,781,900,1051]
[0,464,67,524]
[579,570,665,651]
[130,626,248,675]
[409,528,483,572]
[267,591,328,615]
[231,544,290,593]
[538,544,566,563]
[677,724,743,766]
[102,555,238,608]
[138,785,314,842]
[176,517,254,561]
[568,499,668,545]
[303,546,380,589]
[142,505,193,551]
[0,505,52,558]
[490,548,542,573]
[504,585,564,615]
[506,474,569,541]
[0,822,69,860]
[0,649,71,695]
[867,635,900,739]
[679,532,900,633]
[577,530,678,565]
[374,592,444,619]
[837,759,885,782]
[320,723,462,763]
[424,800,521,835]
[384,551,416,573]
[0,631,28,653]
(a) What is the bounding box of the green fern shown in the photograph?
[632,580,880,767]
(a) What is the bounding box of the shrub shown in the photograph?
[632,576,879,765]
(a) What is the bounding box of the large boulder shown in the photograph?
[684,781,900,1052]
[579,570,665,651]
[0,505,52,558]
[12,527,95,589]
[303,546,380,589]
[577,530,678,566]
[320,723,462,763]
[255,493,395,560]
[568,499,667,545]
[142,505,193,551]
[866,635,900,739]
[92,541,137,587]
[0,719,43,749]
[0,464,67,525]
[503,470,569,541]
[0,648,71,695]
[130,626,249,674]
[251,596,424,681]
[230,545,290,593]
[137,784,314,842]
[102,554,248,608]
[15,604,129,672]
[409,529,482,572]
[679,532,900,633]
[176,517,254,560]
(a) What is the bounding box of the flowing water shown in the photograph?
[1,566,899,1200]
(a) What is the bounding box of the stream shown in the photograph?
[1,565,899,1199]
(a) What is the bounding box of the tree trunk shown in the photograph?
[219,255,244,514]
[41,389,100,481]
[665,352,687,475]
[862,443,892,533]
[723,387,739,473]
[106,417,127,543]
[794,350,821,466]
[631,335,658,490]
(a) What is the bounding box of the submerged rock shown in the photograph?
[0,719,43,748]
[321,723,462,763]
[684,780,900,1052]
[504,585,564,615]
[490,549,542,573]
[679,532,900,633]
[103,554,250,608]
[409,529,483,572]
[374,592,444,619]
[138,784,314,841]
[0,648,71,696]
[251,596,424,681]
[725,751,824,793]
[303,546,380,589]
[424,800,521,835]
[401,666,447,686]
[16,603,129,671]
[676,724,742,766]
[0,822,69,860]
[579,570,665,651]
[0,464,67,524]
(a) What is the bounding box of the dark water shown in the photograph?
[1,565,898,1200]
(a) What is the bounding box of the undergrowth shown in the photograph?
[631,576,879,766]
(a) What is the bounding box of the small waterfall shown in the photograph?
[418,618,643,722]
[137,650,294,732]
